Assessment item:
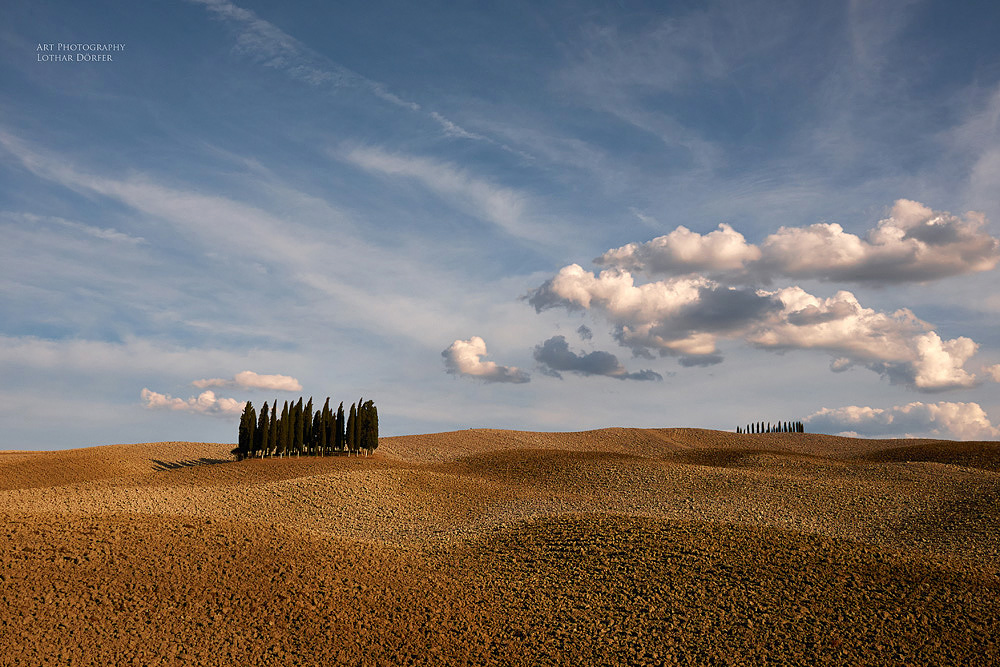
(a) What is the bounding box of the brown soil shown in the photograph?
[1,428,997,665]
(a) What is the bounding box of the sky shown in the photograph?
[2,0,1000,449]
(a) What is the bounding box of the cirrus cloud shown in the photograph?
[442,336,530,384]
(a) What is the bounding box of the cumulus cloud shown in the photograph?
[526,263,778,363]
[533,336,662,381]
[527,265,981,391]
[985,364,1000,382]
[192,370,302,392]
[140,388,246,418]
[806,402,1000,440]
[576,325,593,341]
[763,200,999,283]
[748,288,979,391]
[442,336,530,384]
[595,223,761,278]
[596,200,999,284]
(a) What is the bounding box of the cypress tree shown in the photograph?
[304,397,314,454]
[236,403,246,459]
[335,402,345,452]
[325,402,344,452]
[323,401,333,453]
[356,400,364,452]
[330,398,337,454]
[255,401,269,457]
[359,400,378,454]
[312,410,322,456]
[287,397,295,455]
[237,401,255,460]
[269,400,278,456]
[294,397,305,456]
[346,403,357,453]
[280,401,290,456]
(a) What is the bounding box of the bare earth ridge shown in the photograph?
[1,428,997,665]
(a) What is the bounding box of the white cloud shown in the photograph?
[749,288,979,391]
[140,388,246,418]
[596,200,1000,284]
[806,402,1000,440]
[429,112,486,141]
[526,263,774,358]
[986,364,1000,382]
[596,223,761,277]
[192,370,302,391]
[442,336,530,384]
[760,199,999,283]
[528,265,981,390]
[0,131,483,350]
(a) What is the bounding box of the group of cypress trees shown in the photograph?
[234,397,378,460]
[737,420,804,434]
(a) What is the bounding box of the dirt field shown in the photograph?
[1,428,997,665]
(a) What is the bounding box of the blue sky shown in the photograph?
[2,0,1000,449]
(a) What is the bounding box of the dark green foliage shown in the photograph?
[346,403,357,453]
[269,400,278,454]
[294,397,305,455]
[237,402,256,460]
[255,401,269,457]
[358,400,378,453]
[320,398,331,454]
[279,401,290,456]
[312,409,322,456]
[234,395,380,460]
[739,418,806,434]
[304,398,314,454]
[335,402,345,452]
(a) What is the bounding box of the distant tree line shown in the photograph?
[737,420,804,434]
[233,397,378,460]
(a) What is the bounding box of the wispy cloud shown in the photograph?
[342,145,548,244]
[187,0,421,110]
[188,0,500,147]
[442,336,530,384]
[192,370,302,392]
[806,401,1000,440]
[11,212,146,246]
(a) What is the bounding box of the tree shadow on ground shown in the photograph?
[150,457,231,472]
